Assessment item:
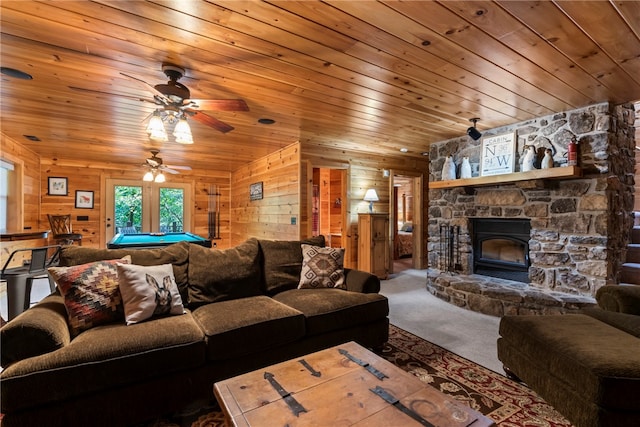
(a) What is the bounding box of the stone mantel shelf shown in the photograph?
[429,166,582,189]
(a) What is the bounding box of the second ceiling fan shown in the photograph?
[142,150,191,183]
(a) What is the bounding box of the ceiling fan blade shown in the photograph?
[68,86,157,105]
[187,99,249,111]
[161,166,180,174]
[166,164,192,170]
[189,110,235,133]
[119,72,171,105]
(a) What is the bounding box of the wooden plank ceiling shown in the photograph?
[1,1,640,173]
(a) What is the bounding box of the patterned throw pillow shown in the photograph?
[49,256,131,335]
[298,244,346,289]
[117,263,185,325]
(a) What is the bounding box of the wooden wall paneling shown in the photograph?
[41,165,102,246]
[300,160,313,239]
[229,143,301,246]
[37,159,231,249]
[305,162,316,238]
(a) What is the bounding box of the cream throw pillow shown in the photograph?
[117,263,185,325]
[298,244,346,289]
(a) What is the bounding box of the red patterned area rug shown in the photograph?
[383,325,573,427]
[143,325,573,427]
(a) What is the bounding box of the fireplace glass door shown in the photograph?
[480,238,527,265]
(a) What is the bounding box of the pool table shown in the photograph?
[107,232,212,249]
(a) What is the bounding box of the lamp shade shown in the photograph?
[147,111,168,142]
[154,172,166,183]
[363,188,379,213]
[143,171,154,182]
[363,189,379,202]
[173,116,193,144]
[148,127,168,142]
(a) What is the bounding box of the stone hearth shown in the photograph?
[427,270,596,317]
[427,102,636,314]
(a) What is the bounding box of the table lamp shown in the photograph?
[363,189,379,213]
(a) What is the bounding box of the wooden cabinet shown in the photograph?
[358,213,389,279]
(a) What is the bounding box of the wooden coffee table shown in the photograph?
[214,341,496,427]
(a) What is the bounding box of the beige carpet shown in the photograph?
[382,262,503,373]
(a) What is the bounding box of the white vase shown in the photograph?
[460,156,472,178]
[541,149,553,169]
[522,146,536,172]
[441,156,456,180]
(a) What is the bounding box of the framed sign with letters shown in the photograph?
[480,131,516,176]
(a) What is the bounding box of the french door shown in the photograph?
[105,179,191,241]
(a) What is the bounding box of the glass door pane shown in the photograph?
[114,185,143,233]
[158,187,184,232]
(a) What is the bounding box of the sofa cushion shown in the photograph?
[498,314,640,411]
[187,238,263,307]
[0,294,70,368]
[49,257,131,335]
[298,244,345,289]
[117,263,185,325]
[192,296,305,361]
[272,289,389,336]
[0,311,205,413]
[58,241,190,304]
[259,235,326,295]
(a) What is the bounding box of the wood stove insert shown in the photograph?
[471,218,531,283]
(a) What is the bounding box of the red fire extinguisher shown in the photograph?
[567,137,578,166]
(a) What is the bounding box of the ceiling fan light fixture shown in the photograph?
[173,115,193,144]
[146,111,164,134]
[147,111,168,141]
[154,172,166,183]
[149,128,168,142]
[174,133,193,144]
[143,171,154,182]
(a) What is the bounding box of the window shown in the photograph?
[0,159,16,231]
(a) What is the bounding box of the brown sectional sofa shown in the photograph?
[497,284,640,427]
[0,236,389,427]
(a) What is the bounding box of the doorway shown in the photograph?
[312,168,346,249]
[390,173,424,272]
[104,178,192,241]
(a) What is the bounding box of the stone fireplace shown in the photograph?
[427,102,636,315]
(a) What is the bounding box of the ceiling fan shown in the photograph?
[71,63,249,134]
[144,150,191,175]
